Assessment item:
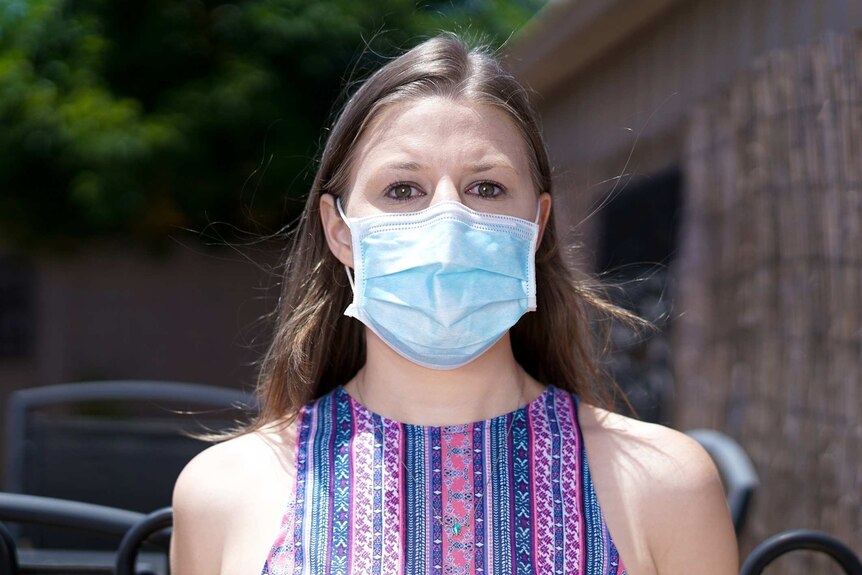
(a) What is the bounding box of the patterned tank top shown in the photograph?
[261,384,627,574]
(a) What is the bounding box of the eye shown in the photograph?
[467,181,505,199]
[385,182,424,201]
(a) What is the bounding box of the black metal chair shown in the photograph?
[685,428,759,535]
[740,529,862,575]
[0,492,172,574]
[3,381,256,550]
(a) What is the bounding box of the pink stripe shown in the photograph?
[557,391,584,573]
[529,396,556,574]
[346,404,356,569]
[441,433,453,570]
[263,501,294,574]
[261,407,307,574]
[350,402,376,573]
[382,418,403,574]
[441,427,475,574]
[284,500,296,575]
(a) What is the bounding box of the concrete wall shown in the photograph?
[0,240,283,478]
[509,0,862,267]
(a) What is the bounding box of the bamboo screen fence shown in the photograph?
[675,30,862,573]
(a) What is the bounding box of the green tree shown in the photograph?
[0,0,543,252]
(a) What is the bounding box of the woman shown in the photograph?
[170,33,738,575]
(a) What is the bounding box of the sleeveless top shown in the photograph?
[261,384,627,575]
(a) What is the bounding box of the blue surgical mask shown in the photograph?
[336,198,540,370]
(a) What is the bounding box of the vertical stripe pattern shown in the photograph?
[404,423,427,575]
[262,385,628,574]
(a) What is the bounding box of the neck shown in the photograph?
[344,329,546,426]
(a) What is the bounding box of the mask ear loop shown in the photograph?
[335,196,356,292]
[533,199,543,226]
[528,199,542,306]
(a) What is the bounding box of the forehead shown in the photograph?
[351,97,531,175]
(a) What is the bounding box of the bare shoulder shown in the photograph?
[170,419,299,575]
[172,421,297,503]
[578,402,720,486]
[577,402,739,575]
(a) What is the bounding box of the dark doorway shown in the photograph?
[0,255,34,360]
[595,167,683,424]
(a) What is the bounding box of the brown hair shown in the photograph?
[219,32,646,438]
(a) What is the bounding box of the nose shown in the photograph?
[430,177,462,205]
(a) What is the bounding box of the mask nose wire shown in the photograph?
[334,196,356,292]
[335,196,542,293]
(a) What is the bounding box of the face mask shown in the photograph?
[336,198,541,370]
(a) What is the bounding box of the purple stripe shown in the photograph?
[348,398,356,567]
[556,392,586,573]
[382,418,402,573]
[529,391,554,572]
[349,395,375,572]
[429,426,443,574]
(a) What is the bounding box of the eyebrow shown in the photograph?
[469,161,515,173]
[383,161,423,171]
[382,160,516,173]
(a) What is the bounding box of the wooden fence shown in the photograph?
[676,30,862,573]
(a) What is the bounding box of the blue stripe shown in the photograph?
[372,414,384,574]
[579,416,605,575]
[606,524,622,575]
[512,407,533,575]
[330,390,352,574]
[291,405,313,574]
[404,424,427,575]
[491,414,512,575]
[472,422,486,574]
[309,393,334,574]
[429,426,443,575]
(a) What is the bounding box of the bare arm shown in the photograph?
[169,445,230,575]
[578,400,739,574]
[647,430,739,574]
[169,424,297,575]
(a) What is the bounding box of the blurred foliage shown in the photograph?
[0,0,544,252]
